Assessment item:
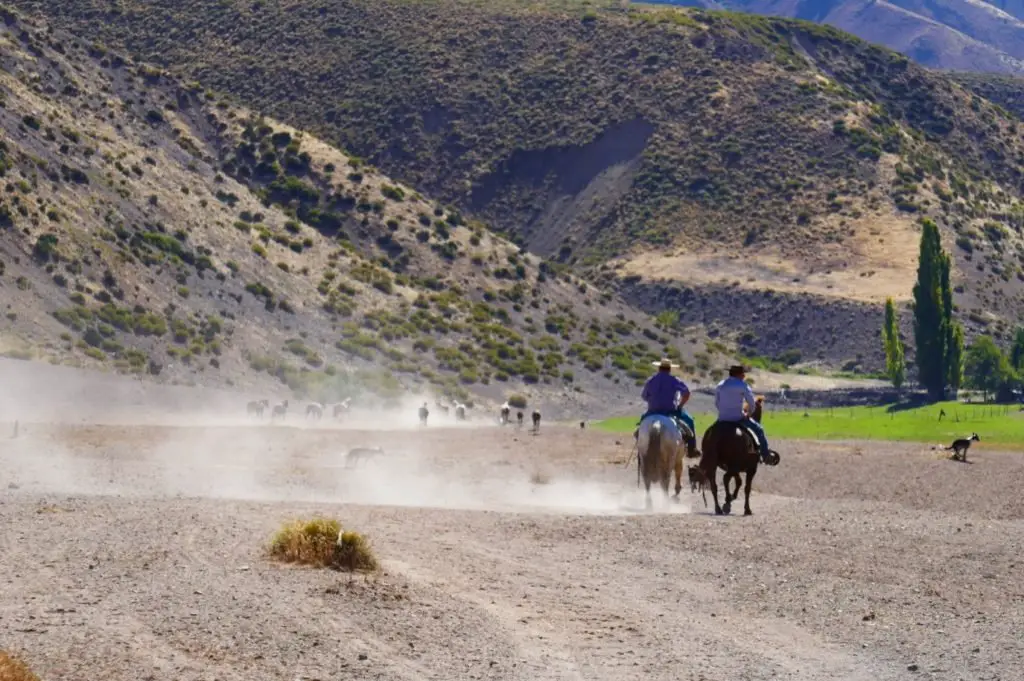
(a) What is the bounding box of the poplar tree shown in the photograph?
[881,297,905,390]
[913,219,952,400]
[1010,327,1024,371]
[947,322,964,394]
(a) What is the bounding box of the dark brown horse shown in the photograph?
[699,396,777,516]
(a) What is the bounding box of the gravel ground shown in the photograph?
[1,418,1022,681]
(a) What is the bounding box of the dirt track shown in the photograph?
[2,419,1023,681]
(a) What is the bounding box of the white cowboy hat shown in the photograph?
[652,358,679,370]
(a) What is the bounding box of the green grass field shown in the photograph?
[595,401,1024,449]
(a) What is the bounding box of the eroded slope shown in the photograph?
[0,9,731,413]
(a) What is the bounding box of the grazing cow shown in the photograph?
[306,403,323,420]
[517,411,524,427]
[271,400,289,422]
[531,410,541,433]
[455,403,467,421]
[247,399,269,418]
[333,398,352,419]
[345,446,384,469]
[500,403,511,425]
[580,421,586,430]
[418,402,429,426]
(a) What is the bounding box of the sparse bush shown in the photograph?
[32,234,59,263]
[507,393,528,409]
[381,184,405,201]
[268,517,378,572]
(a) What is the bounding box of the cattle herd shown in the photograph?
[244,395,548,431]
[245,396,354,423]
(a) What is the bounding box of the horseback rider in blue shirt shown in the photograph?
[715,365,772,464]
[635,358,697,457]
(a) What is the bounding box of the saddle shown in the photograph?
[715,420,761,448]
[711,420,780,466]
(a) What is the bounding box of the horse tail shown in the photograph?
[699,422,718,477]
[649,420,662,450]
[645,420,662,483]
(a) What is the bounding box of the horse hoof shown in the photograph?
[714,508,724,516]
[744,509,752,516]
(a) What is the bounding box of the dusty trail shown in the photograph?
[2,420,1023,680]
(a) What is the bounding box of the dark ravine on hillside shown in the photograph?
[11,0,1024,372]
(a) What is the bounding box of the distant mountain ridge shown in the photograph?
[640,0,1024,75]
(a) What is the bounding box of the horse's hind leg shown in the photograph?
[743,467,757,516]
[727,473,741,502]
[722,473,737,515]
[705,468,723,515]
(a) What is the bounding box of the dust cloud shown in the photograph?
[0,359,687,516]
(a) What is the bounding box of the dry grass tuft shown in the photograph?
[268,517,379,572]
[0,651,42,681]
[334,530,380,573]
[269,517,343,568]
[529,470,552,485]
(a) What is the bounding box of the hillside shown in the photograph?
[952,72,1024,119]
[15,0,1024,373]
[644,0,1024,76]
[0,7,736,417]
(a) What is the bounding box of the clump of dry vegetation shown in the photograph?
[334,530,381,572]
[0,651,42,681]
[268,517,378,572]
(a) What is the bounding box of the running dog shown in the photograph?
[945,433,980,462]
[345,446,384,469]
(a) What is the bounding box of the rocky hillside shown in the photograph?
[952,72,1024,119]
[0,8,738,416]
[645,0,1024,76]
[16,0,1024,374]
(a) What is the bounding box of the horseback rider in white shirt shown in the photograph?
[714,365,772,464]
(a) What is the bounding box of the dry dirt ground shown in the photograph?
[2,414,1023,681]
